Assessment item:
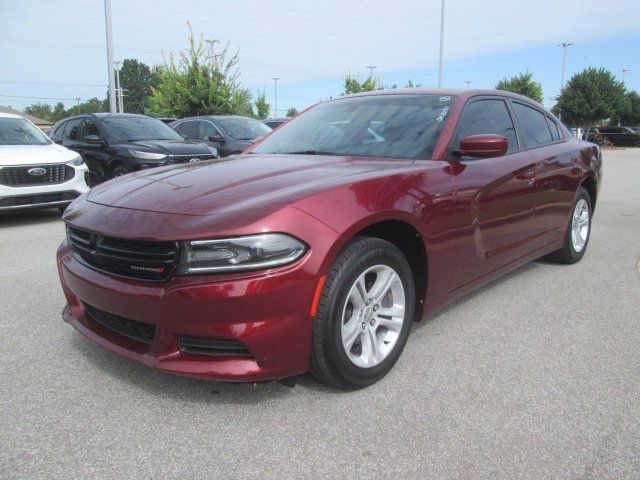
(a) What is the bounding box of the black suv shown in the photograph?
[170,116,271,157]
[583,126,640,147]
[50,113,219,185]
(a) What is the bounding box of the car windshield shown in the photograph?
[252,94,456,160]
[217,117,272,140]
[0,117,50,145]
[100,116,183,143]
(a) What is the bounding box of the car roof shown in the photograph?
[175,115,258,121]
[335,88,546,109]
[0,111,23,119]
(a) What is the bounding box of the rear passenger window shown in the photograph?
[546,116,561,141]
[513,103,553,148]
[455,99,518,153]
[64,119,82,141]
[174,121,199,139]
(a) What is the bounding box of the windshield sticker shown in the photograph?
[439,96,451,102]
[436,106,450,122]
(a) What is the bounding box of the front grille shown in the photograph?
[179,335,252,357]
[166,154,216,164]
[0,164,75,186]
[0,191,79,208]
[85,303,155,344]
[66,225,178,282]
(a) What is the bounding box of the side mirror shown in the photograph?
[84,134,103,145]
[458,134,508,158]
[208,135,225,142]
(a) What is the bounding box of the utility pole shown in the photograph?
[465,80,472,89]
[557,42,574,92]
[621,68,630,85]
[75,97,81,106]
[114,60,123,113]
[272,77,280,118]
[437,0,445,88]
[103,0,116,113]
[366,65,378,78]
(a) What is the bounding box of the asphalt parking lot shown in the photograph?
[1,149,638,479]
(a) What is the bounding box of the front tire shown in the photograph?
[310,237,415,389]
[546,186,592,264]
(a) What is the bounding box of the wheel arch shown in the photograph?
[321,213,429,322]
[580,175,597,212]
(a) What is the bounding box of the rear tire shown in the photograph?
[546,186,592,264]
[309,237,415,389]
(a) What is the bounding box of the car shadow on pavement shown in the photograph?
[412,260,552,330]
[67,257,565,401]
[0,208,63,228]
[69,333,299,403]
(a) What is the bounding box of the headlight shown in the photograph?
[208,146,219,158]
[176,233,307,275]
[67,155,84,166]
[129,150,167,160]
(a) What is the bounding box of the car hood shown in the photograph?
[118,139,211,155]
[87,153,421,216]
[0,143,79,166]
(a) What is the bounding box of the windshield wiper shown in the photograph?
[280,150,336,156]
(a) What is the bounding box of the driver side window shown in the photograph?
[454,99,518,154]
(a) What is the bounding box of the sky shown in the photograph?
[1,0,639,117]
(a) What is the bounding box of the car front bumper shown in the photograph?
[0,164,89,211]
[56,235,326,382]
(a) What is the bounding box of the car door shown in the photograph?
[511,101,575,248]
[447,96,538,283]
[173,120,199,141]
[77,118,111,185]
[198,120,230,156]
[59,117,83,152]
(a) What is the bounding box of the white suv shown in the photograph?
[0,112,89,212]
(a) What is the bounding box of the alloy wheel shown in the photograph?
[340,264,406,368]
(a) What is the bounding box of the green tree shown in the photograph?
[495,71,543,103]
[390,79,423,89]
[118,58,152,114]
[286,107,298,117]
[254,92,270,119]
[619,91,640,125]
[24,103,53,121]
[148,24,253,118]
[343,71,382,95]
[65,97,109,116]
[557,68,626,128]
[51,102,67,122]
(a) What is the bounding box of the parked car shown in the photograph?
[262,117,290,129]
[57,89,601,389]
[170,115,271,157]
[583,125,640,146]
[50,113,219,185]
[0,112,88,212]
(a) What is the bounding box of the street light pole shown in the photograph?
[366,65,378,78]
[114,60,123,113]
[437,0,445,88]
[558,42,574,92]
[103,0,117,113]
[621,69,630,85]
[272,77,280,118]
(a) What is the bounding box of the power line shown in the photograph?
[0,80,107,87]
[0,94,89,101]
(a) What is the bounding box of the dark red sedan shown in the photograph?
[57,89,601,388]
